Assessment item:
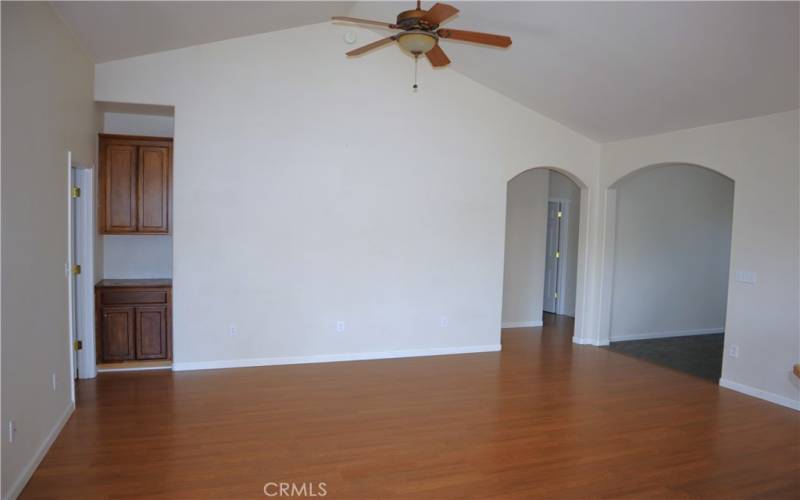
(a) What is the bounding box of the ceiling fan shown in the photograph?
[332,1,512,68]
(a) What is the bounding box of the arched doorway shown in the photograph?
[501,166,588,341]
[598,163,735,380]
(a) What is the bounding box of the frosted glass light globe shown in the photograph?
[397,32,437,54]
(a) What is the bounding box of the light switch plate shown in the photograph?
[734,271,757,284]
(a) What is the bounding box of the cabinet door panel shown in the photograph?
[138,146,169,233]
[104,144,137,232]
[101,306,136,362]
[136,305,168,360]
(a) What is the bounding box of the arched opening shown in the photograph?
[501,166,587,343]
[599,163,735,381]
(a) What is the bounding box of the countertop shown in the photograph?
[95,279,172,288]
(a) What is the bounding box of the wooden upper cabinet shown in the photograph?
[100,134,171,235]
[138,146,169,233]
[104,144,137,232]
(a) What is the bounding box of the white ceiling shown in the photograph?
[53,1,799,141]
[52,2,354,63]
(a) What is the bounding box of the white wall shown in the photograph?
[1,3,95,497]
[610,164,733,340]
[94,22,600,368]
[502,169,549,327]
[101,111,174,279]
[598,110,799,409]
[102,236,173,279]
[548,171,581,317]
[103,111,174,137]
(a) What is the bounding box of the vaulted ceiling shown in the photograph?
[52,1,799,141]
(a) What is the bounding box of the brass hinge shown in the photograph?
[557,210,562,219]
[555,251,560,259]
[71,186,81,198]
[71,264,81,275]
[74,340,83,351]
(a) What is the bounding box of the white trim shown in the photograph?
[555,200,571,316]
[66,152,76,402]
[572,336,609,346]
[501,320,543,329]
[610,327,724,342]
[3,402,75,500]
[719,378,800,411]
[172,344,502,372]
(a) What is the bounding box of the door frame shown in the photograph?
[548,198,572,316]
[69,159,97,382]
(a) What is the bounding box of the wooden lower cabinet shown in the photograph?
[136,305,168,360]
[101,306,136,361]
[96,280,172,363]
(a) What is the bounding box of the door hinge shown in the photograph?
[554,292,558,299]
[74,340,83,351]
[555,251,560,259]
[71,264,81,275]
[557,210,562,219]
[71,186,81,198]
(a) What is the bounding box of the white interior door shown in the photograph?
[71,166,97,379]
[543,201,561,313]
[70,169,79,379]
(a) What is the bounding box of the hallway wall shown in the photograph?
[502,169,550,327]
[609,164,734,340]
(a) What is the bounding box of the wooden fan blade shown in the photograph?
[332,16,398,29]
[437,28,512,47]
[421,3,459,25]
[346,36,396,56]
[426,44,451,67]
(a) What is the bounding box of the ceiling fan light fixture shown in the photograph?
[396,31,437,55]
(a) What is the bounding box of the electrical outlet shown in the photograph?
[229,324,237,337]
[729,344,739,358]
[336,321,345,333]
[440,316,448,328]
[51,372,57,392]
[8,420,16,443]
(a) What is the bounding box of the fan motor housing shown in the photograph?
[396,9,430,29]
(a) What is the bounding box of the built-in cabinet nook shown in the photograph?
[94,108,175,370]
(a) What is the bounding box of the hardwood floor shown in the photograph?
[22,315,800,499]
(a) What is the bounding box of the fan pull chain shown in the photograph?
[413,54,419,92]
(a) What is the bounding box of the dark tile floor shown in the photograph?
[605,333,725,381]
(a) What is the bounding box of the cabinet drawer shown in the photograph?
[101,290,168,305]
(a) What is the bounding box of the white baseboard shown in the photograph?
[610,327,724,342]
[4,401,75,500]
[572,336,609,346]
[719,378,800,411]
[501,320,543,329]
[172,344,502,372]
